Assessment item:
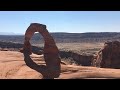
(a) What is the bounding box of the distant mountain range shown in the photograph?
[0,32,120,43]
[0,32,23,35]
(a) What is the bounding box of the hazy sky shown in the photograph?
[0,11,120,34]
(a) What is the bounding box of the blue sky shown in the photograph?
[0,11,120,34]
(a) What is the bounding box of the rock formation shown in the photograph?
[21,23,61,78]
[92,41,120,69]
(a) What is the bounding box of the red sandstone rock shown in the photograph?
[21,23,61,78]
[93,41,120,69]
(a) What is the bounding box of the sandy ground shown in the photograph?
[0,51,120,79]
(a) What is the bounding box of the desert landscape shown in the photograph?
[1,11,120,79]
[0,23,120,79]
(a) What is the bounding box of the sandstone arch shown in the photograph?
[21,23,61,78]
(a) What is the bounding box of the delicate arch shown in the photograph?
[22,23,61,78]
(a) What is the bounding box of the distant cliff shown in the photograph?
[0,32,120,43]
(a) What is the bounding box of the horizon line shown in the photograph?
[0,31,120,35]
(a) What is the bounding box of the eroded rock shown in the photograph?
[93,41,120,69]
[21,23,61,78]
